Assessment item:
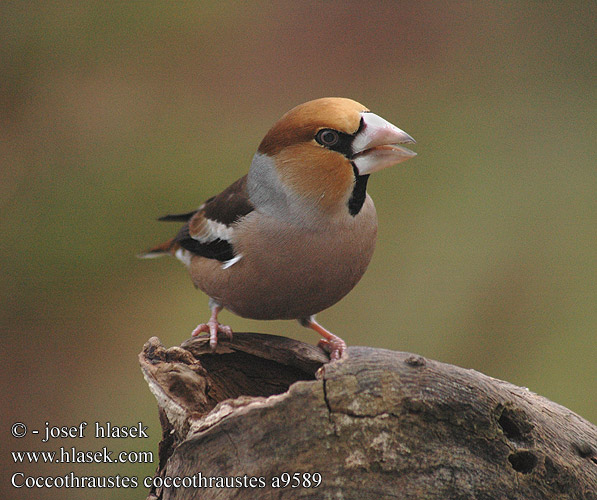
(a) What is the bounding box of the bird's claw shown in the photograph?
[317,337,347,361]
[191,321,233,350]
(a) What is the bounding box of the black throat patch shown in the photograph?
[348,163,370,216]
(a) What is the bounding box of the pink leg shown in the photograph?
[191,302,233,350]
[300,316,347,361]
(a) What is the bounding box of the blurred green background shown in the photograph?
[1,2,595,499]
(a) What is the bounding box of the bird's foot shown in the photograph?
[317,337,347,361]
[300,316,348,361]
[191,321,234,350]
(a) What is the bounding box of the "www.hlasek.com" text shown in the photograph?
[12,447,153,464]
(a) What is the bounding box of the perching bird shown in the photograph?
[142,98,416,360]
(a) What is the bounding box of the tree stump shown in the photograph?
[139,333,597,500]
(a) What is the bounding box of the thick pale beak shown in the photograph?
[352,112,417,175]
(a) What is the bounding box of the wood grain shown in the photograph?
[140,334,597,500]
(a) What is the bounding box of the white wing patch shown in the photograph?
[193,218,234,244]
[221,253,243,269]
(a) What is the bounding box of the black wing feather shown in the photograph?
[158,211,198,222]
[164,176,253,263]
[174,225,234,262]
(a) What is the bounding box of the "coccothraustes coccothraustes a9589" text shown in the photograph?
[142,97,416,360]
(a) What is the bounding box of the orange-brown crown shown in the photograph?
[258,98,368,157]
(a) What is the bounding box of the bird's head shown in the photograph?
[248,97,416,222]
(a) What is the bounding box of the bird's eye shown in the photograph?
[316,129,340,147]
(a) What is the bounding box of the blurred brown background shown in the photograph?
[1,2,595,499]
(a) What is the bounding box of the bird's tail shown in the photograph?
[137,238,179,259]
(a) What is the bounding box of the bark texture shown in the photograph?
[139,333,597,500]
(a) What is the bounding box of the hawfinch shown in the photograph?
[142,98,416,360]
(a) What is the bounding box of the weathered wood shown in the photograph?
[140,334,597,500]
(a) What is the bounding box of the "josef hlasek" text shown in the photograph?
[41,422,148,443]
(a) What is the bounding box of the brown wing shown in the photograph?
[201,175,254,226]
[148,176,254,262]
